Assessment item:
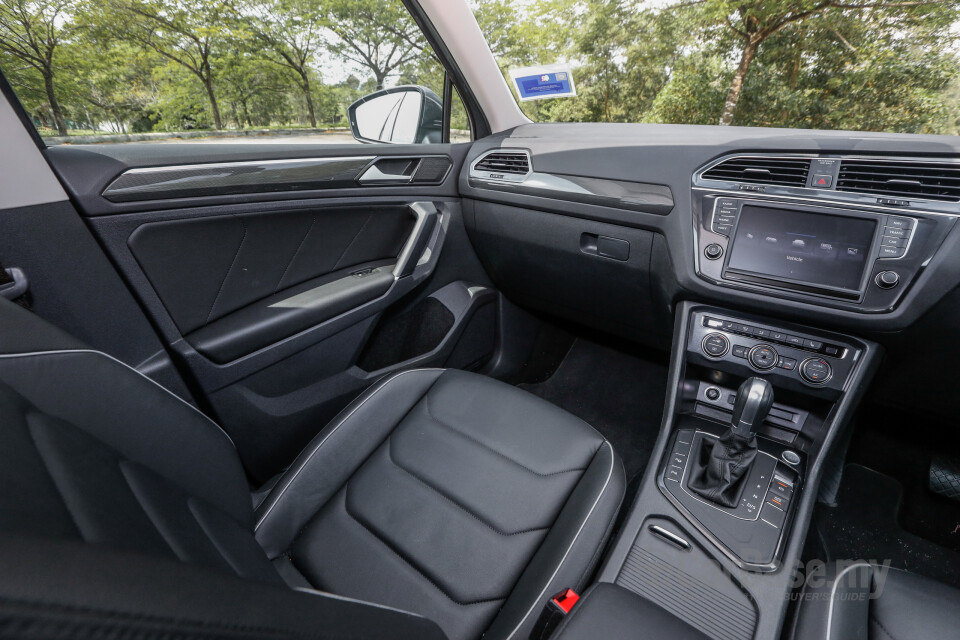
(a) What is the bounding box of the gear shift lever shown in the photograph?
[730,377,775,438]
[689,377,773,507]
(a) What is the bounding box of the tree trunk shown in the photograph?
[374,71,386,91]
[43,69,68,136]
[719,39,759,126]
[299,70,317,128]
[202,75,223,130]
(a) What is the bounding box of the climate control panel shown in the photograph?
[688,310,861,395]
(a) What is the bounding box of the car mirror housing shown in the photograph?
[348,85,443,144]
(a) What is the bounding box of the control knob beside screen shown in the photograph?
[875,270,900,289]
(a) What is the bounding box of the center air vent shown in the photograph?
[702,157,811,187]
[837,159,960,202]
[473,150,531,176]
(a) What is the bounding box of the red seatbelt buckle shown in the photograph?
[551,588,579,614]
[531,588,580,639]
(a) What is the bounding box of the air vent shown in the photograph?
[474,151,530,175]
[702,157,811,187]
[837,159,960,202]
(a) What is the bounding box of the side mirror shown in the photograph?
[348,86,443,144]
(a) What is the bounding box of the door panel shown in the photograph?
[45,142,497,482]
[128,205,415,335]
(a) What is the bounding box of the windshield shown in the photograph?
[472,0,960,135]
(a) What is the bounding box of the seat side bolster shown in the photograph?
[790,561,872,640]
[484,440,626,640]
[254,368,446,558]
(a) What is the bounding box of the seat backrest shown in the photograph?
[0,297,449,639]
[0,296,283,583]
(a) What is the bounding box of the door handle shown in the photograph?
[358,158,416,184]
[394,202,441,279]
[0,267,28,300]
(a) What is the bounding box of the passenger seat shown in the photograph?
[0,297,624,640]
[790,561,960,640]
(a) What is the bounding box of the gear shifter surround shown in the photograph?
[688,377,773,507]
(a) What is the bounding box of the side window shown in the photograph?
[0,0,471,145]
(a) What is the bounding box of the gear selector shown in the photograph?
[689,377,774,507]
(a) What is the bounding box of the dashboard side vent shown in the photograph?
[837,159,960,202]
[474,151,530,175]
[702,157,811,187]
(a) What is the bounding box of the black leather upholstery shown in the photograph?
[0,533,447,640]
[790,562,960,640]
[0,297,625,640]
[551,583,712,640]
[255,367,625,640]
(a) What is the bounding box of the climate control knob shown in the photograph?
[875,270,900,289]
[748,344,779,370]
[702,333,729,358]
[800,357,833,384]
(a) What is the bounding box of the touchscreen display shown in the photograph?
[726,205,877,292]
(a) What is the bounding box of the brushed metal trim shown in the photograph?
[469,148,675,214]
[102,156,376,202]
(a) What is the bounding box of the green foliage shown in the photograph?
[1,0,959,138]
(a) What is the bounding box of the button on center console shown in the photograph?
[695,314,855,392]
[748,344,778,370]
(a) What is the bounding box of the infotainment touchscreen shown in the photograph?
[726,205,877,293]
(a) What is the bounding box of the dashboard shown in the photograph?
[461,123,960,331]
[460,122,960,420]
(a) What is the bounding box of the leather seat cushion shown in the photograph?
[258,369,624,640]
[790,562,960,640]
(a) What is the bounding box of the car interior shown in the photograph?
[1,1,960,639]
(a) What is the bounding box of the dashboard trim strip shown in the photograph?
[692,186,960,218]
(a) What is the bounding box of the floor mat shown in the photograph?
[813,464,960,589]
[518,337,669,483]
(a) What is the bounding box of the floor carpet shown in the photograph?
[517,335,669,485]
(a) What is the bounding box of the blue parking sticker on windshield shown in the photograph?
[509,65,577,101]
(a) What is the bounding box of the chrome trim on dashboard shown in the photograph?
[469,148,674,214]
[469,148,532,183]
[694,152,960,216]
[692,186,959,218]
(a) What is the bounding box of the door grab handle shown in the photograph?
[0,267,28,300]
[394,202,441,279]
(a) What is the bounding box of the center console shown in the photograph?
[590,302,882,640]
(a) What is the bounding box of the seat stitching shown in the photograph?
[574,451,625,592]
[254,368,445,531]
[870,613,897,640]
[342,488,507,607]
[502,441,616,640]
[274,214,316,293]
[205,215,247,324]
[385,438,554,537]
[423,391,588,478]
